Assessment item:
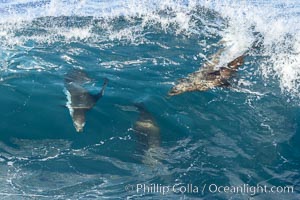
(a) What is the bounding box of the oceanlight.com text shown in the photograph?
[125,183,294,196]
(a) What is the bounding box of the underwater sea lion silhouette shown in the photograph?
[64,69,108,132]
[168,50,244,96]
[133,103,161,165]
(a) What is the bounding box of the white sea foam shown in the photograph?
[206,0,300,98]
[64,88,74,116]
[0,0,299,98]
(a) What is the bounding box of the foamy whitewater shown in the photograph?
[0,0,299,199]
[1,0,300,98]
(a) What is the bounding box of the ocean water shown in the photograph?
[0,0,300,199]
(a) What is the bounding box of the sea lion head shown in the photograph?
[72,109,86,132]
[168,78,192,96]
[168,85,184,96]
[135,120,160,134]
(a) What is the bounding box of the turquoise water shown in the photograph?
[0,0,300,199]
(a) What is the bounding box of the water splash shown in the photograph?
[0,0,300,99]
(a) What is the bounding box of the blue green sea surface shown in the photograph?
[0,0,299,199]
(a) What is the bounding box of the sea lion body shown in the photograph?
[64,69,108,132]
[133,104,161,165]
[134,104,160,149]
[168,53,244,96]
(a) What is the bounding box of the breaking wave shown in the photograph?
[0,1,299,100]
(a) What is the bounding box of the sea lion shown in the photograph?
[133,103,161,165]
[168,51,244,96]
[64,69,108,132]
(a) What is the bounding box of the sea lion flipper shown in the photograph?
[99,78,109,97]
[134,102,147,112]
[207,70,221,76]
[220,79,231,87]
[227,55,244,69]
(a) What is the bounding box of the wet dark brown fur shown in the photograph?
[168,54,244,96]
